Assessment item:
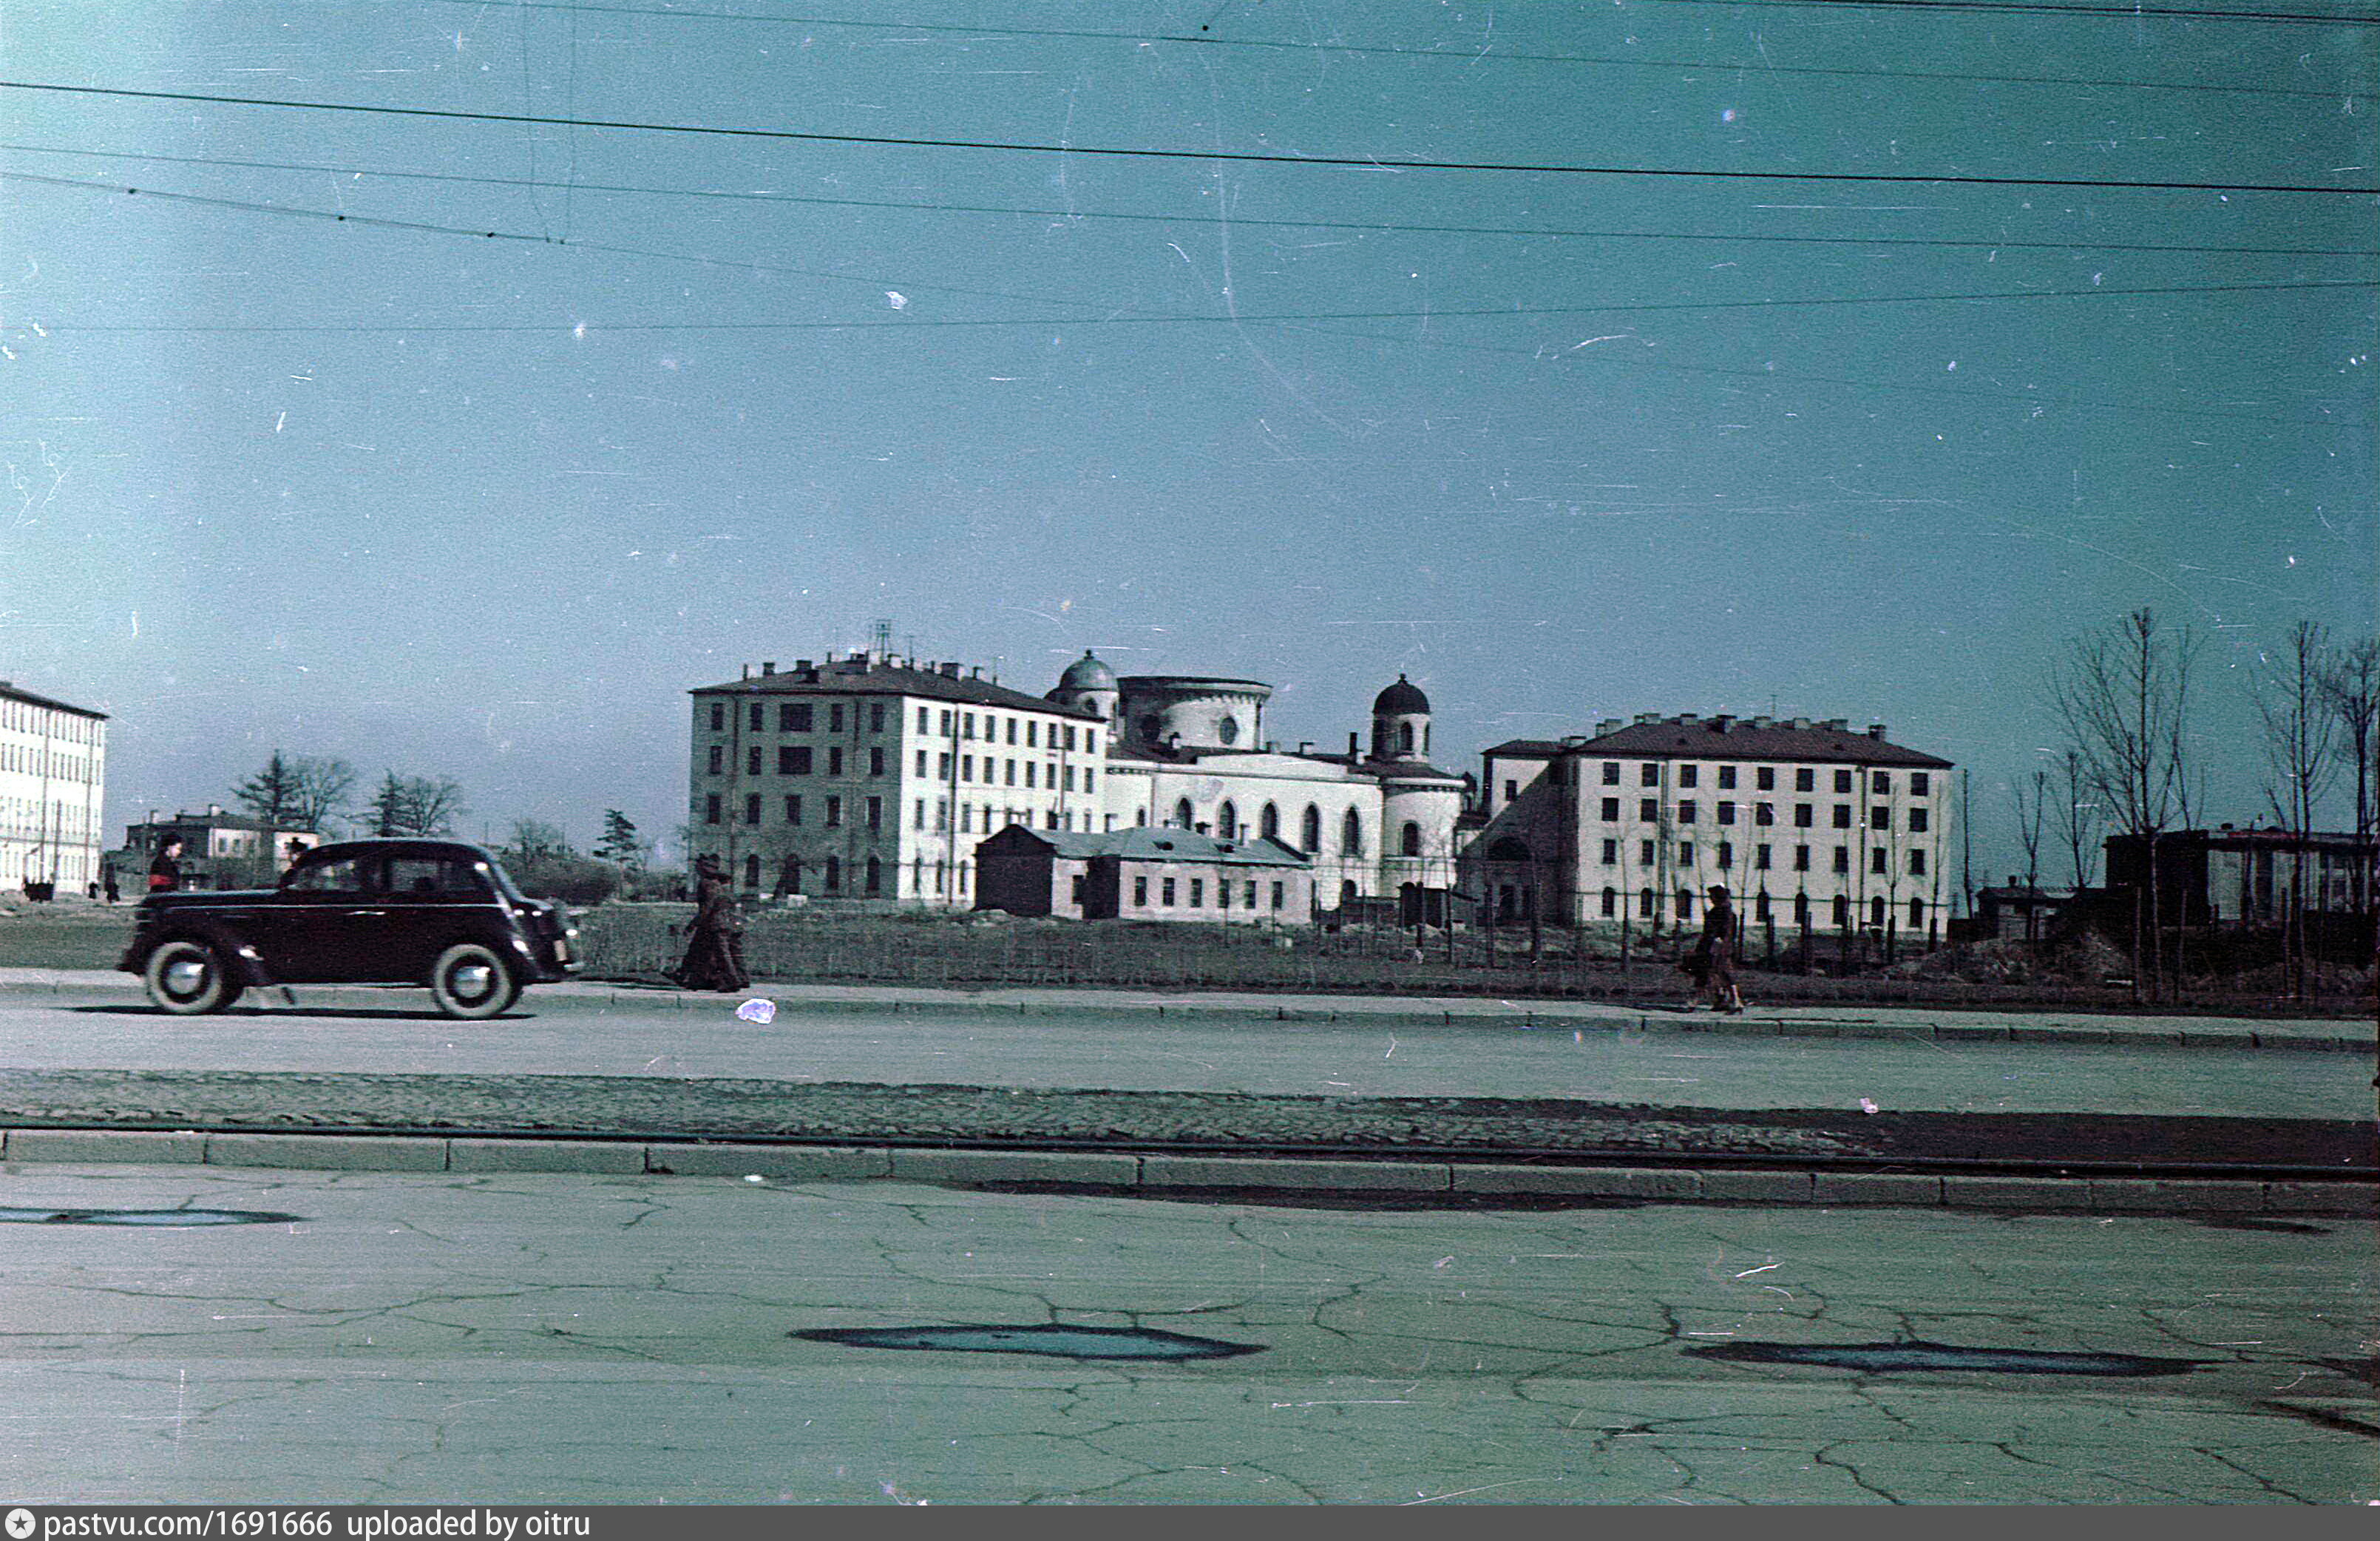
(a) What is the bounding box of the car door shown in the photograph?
[274,853,387,981]
[383,854,495,978]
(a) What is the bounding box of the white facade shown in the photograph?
[0,681,107,892]
[1464,714,1954,935]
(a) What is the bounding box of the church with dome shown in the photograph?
[1048,653,1469,912]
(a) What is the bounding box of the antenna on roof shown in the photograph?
[870,618,893,663]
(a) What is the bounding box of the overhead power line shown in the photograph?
[28,279,2371,335]
[403,0,2367,97]
[8,145,2371,258]
[5,80,2373,196]
[1668,0,2376,24]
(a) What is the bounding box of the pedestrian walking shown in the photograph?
[671,854,749,992]
[1697,884,1744,1014]
[147,837,184,895]
[102,867,120,904]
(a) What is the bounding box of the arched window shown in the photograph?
[1400,821,1422,857]
[1677,889,1695,921]
[1794,892,1811,926]
[1638,887,1656,918]
[1301,805,1321,853]
[774,853,802,896]
[1908,896,1925,929]
[1260,803,1280,841]
[1870,895,1887,928]
[1218,801,1238,841]
[865,856,882,895]
[1342,809,1363,857]
[1134,807,1149,827]
[1173,797,1193,829]
[1601,887,1617,917]
[826,856,842,893]
[742,853,760,890]
[1831,894,1850,929]
[1397,722,1414,754]
[1340,878,1358,907]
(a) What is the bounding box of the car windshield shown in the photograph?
[478,857,531,904]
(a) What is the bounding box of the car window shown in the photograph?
[388,857,493,897]
[285,856,376,895]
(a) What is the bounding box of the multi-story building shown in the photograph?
[688,653,1108,905]
[1,679,107,893]
[115,808,324,891]
[1460,714,1954,937]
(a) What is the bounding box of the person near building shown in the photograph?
[147,837,184,894]
[102,866,120,904]
[1697,884,1744,1014]
[671,854,749,992]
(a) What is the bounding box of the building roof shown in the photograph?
[993,826,1312,868]
[1482,739,1568,759]
[129,810,315,834]
[1560,715,1952,769]
[0,680,107,720]
[1372,674,1430,715]
[691,656,1100,720]
[1056,651,1117,692]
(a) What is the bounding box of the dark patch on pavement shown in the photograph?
[2196,1216,2333,1235]
[974,1181,1642,1212]
[1686,1338,2206,1377]
[0,1207,301,1227]
[793,1323,1262,1361]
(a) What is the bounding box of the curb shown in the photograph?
[4,1127,2372,1217]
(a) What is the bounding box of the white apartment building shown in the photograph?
[1462,713,1954,936]
[0,680,108,893]
[688,654,1108,905]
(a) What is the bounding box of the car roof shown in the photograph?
[302,839,501,864]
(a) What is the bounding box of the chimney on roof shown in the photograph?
[1712,715,1734,731]
[1678,712,1701,724]
[795,659,812,672]
[1750,716,1773,728]
[1596,719,1621,735]
[1349,731,1360,759]
[1824,718,1848,731]
[1790,717,1811,729]
[971,666,983,680]
[761,661,776,675]
[741,664,750,680]
[1867,723,1886,739]
[1298,742,1312,755]
[939,662,961,679]
[1561,735,1587,748]
[1634,712,1659,725]
[208,804,223,816]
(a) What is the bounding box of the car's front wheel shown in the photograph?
[144,939,238,1015]
[430,942,519,1019]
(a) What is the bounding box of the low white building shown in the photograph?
[0,679,106,893]
[1462,714,1955,937]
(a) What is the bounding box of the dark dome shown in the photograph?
[1058,651,1118,692]
[1372,674,1430,715]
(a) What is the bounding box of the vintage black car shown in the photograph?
[119,839,580,1018]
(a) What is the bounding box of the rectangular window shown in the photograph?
[870,747,885,776]
[871,704,886,733]
[960,755,973,782]
[705,794,722,825]
[1717,801,1735,826]
[915,799,926,830]
[1718,841,1732,870]
[1718,765,1737,790]
[1871,848,1888,874]
[1794,805,1814,828]
[1796,768,1815,792]
[937,753,950,779]
[1026,722,1038,748]
[1504,779,1518,802]
[1755,802,1773,826]
[1794,845,1811,873]
[826,796,843,827]
[1833,805,1852,829]
[1755,844,1772,870]
[1640,763,1659,787]
[1135,876,1149,907]
[1834,768,1853,793]
[1833,847,1850,874]
[779,746,811,776]
[1006,719,1017,745]
[1639,798,1658,822]
[1244,880,1258,909]
[1679,842,1694,866]
[1064,727,1077,751]
[1161,878,1176,907]
[1678,764,1698,789]
[1025,763,1037,789]
[1189,878,1204,908]
[916,750,928,776]
[1601,798,1620,822]
[747,746,763,776]
[829,747,844,776]
[1063,765,1077,792]
[1601,839,1618,864]
[1909,807,1930,833]
[1083,768,1094,792]
[958,806,970,833]
[961,713,974,739]
[1271,881,1284,910]
[1601,762,1620,785]
[918,708,930,734]
[784,796,803,826]
[827,704,844,733]
[709,703,725,732]
[1677,800,1697,824]
[708,745,723,775]
[1757,766,1775,790]
[750,703,764,732]
[1640,840,1657,866]
[938,710,952,736]
[1873,771,1892,794]
[776,704,795,731]
[864,796,881,830]
[1910,849,1927,876]
[744,793,761,825]
[1871,806,1891,830]
[1911,773,1930,796]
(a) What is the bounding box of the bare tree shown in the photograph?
[286,756,356,832]
[366,772,467,837]
[504,819,572,861]
[2011,768,2049,942]
[2319,634,2378,917]
[2256,620,2339,1001]
[2052,608,2201,1001]
[2054,748,2101,890]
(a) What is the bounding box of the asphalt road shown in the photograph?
[0,1162,2367,1503]
[0,983,2365,1122]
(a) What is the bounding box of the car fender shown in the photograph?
[138,923,278,987]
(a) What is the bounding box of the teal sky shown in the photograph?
[2,0,2373,879]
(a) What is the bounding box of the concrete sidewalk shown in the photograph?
[10,966,2371,1051]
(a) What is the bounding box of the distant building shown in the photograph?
[1459,714,1955,935]
[115,808,324,891]
[1970,878,2075,942]
[1,679,107,893]
[973,825,1312,923]
[2104,825,2372,927]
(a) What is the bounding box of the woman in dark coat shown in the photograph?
[673,855,749,992]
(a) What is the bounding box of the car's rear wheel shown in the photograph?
[144,939,237,1015]
[430,942,518,1019]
